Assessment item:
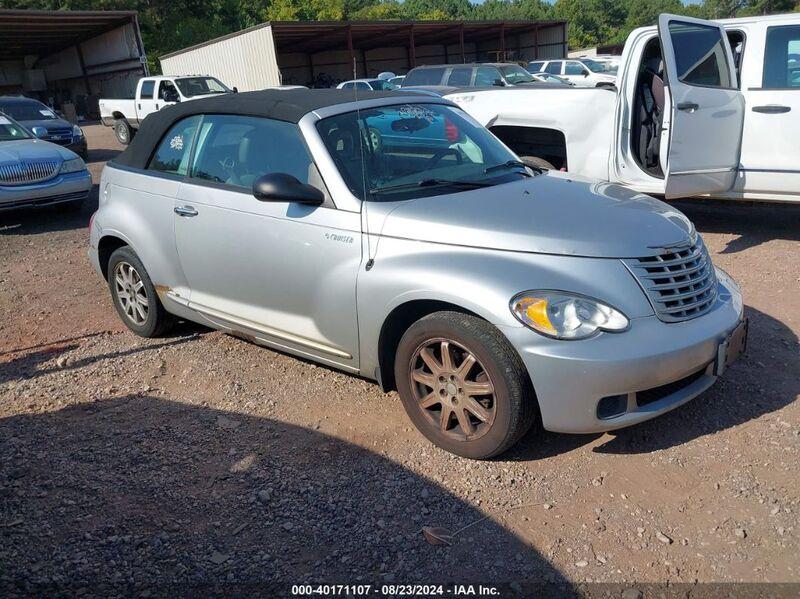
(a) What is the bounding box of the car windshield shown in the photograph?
[174,77,230,98]
[317,103,530,201]
[369,79,398,90]
[0,115,32,141]
[581,59,606,73]
[0,100,57,121]
[499,65,536,84]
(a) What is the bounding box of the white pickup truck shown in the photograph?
[449,13,800,203]
[100,75,232,145]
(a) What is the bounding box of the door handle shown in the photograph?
[677,102,699,112]
[174,205,198,217]
[155,103,160,110]
[752,104,791,114]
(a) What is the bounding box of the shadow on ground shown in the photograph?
[670,199,800,254]
[0,184,98,237]
[0,395,570,593]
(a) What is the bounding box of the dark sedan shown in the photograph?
[0,96,87,160]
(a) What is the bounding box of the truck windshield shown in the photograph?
[0,99,57,121]
[174,77,231,98]
[317,103,530,201]
[0,115,32,141]
[499,65,536,84]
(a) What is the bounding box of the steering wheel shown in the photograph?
[218,156,239,185]
[427,147,462,167]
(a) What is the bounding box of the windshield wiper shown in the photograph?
[369,178,493,195]
[484,160,536,175]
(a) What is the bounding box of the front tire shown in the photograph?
[107,246,175,337]
[394,311,537,459]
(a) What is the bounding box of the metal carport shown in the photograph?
[0,9,147,118]
[160,20,568,91]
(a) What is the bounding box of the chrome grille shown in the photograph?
[45,127,74,146]
[624,237,717,323]
[0,161,60,185]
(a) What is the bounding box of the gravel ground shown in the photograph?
[1,124,798,595]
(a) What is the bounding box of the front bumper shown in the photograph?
[500,275,744,433]
[0,170,92,211]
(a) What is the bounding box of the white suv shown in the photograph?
[528,59,617,88]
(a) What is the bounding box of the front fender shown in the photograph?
[357,236,654,379]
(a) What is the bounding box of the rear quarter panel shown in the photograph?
[95,165,189,298]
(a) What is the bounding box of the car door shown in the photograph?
[136,79,158,121]
[564,61,590,86]
[157,80,180,111]
[737,23,800,201]
[173,114,362,370]
[657,14,745,199]
[544,61,563,76]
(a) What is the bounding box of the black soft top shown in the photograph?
[113,88,444,170]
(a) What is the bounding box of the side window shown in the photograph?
[354,82,370,90]
[139,80,155,99]
[565,62,586,76]
[147,115,200,176]
[763,25,800,89]
[668,21,732,88]
[544,61,562,75]
[447,67,472,86]
[475,66,500,86]
[189,115,314,190]
[403,67,446,86]
[528,61,544,72]
[341,82,353,89]
[159,80,178,100]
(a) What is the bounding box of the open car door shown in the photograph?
[658,14,744,199]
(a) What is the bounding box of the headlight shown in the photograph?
[59,157,86,174]
[510,291,629,340]
[72,124,84,139]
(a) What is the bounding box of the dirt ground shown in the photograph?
[1,124,798,595]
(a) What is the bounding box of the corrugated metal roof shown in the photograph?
[161,20,567,59]
[0,9,138,60]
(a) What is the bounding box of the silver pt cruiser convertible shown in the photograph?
[89,89,747,458]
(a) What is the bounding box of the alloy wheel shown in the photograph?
[114,261,149,326]
[408,337,497,441]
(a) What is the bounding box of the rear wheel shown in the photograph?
[114,119,133,145]
[394,311,537,459]
[107,246,175,337]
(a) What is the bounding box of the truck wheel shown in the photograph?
[108,246,175,338]
[114,119,133,146]
[519,155,556,171]
[394,311,537,459]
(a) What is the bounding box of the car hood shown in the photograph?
[0,139,70,164]
[372,173,695,259]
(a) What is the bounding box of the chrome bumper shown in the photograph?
[0,170,92,211]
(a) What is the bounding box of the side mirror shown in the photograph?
[31,126,47,138]
[492,79,506,87]
[583,72,589,77]
[233,86,239,93]
[253,173,324,206]
[164,90,180,103]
